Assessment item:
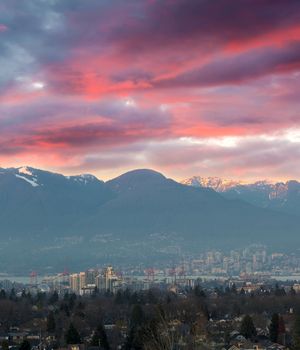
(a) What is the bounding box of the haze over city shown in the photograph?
[1,0,300,181]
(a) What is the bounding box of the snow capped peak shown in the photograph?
[181,176,245,192]
[18,166,33,176]
[15,167,41,187]
[68,174,97,185]
[252,180,274,187]
[77,174,96,184]
[182,175,300,202]
[79,174,96,180]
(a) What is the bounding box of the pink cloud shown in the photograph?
[1,1,300,180]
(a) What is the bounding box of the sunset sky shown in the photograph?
[1,0,300,181]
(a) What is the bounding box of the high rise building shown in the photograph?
[96,266,120,293]
[69,273,80,294]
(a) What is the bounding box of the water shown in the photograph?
[0,274,300,285]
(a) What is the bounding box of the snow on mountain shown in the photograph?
[9,167,99,187]
[13,167,41,187]
[181,176,300,214]
[181,176,245,192]
[18,166,33,176]
[67,174,99,185]
[0,166,300,272]
[15,174,39,187]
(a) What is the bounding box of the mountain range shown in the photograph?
[0,167,299,273]
[182,176,300,216]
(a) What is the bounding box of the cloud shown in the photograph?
[155,42,300,88]
[0,97,172,159]
[143,133,300,181]
[0,1,300,180]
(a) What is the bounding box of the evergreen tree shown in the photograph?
[240,315,256,339]
[91,324,110,350]
[9,288,16,301]
[231,283,237,294]
[240,288,246,295]
[93,286,99,296]
[65,323,81,344]
[225,286,231,294]
[269,313,279,343]
[274,284,286,296]
[0,290,6,299]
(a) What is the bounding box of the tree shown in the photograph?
[231,283,237,294]
[0,290,6,299]
[269,313,279,343]
[240,315,256,339]
[19,340,31,350]
[142,310,178,350]
[240,288,246,295]
[65,323,81,344]
[47,311,56,333]
[91,324,110,350]
[274,284,286,297]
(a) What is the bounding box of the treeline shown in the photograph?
[0,285,300,349]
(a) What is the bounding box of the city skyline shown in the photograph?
[1,1,300,181]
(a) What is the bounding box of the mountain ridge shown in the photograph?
[0,166,299,272]
[182,175,300,216]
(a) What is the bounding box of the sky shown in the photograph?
[1,0,300,181]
